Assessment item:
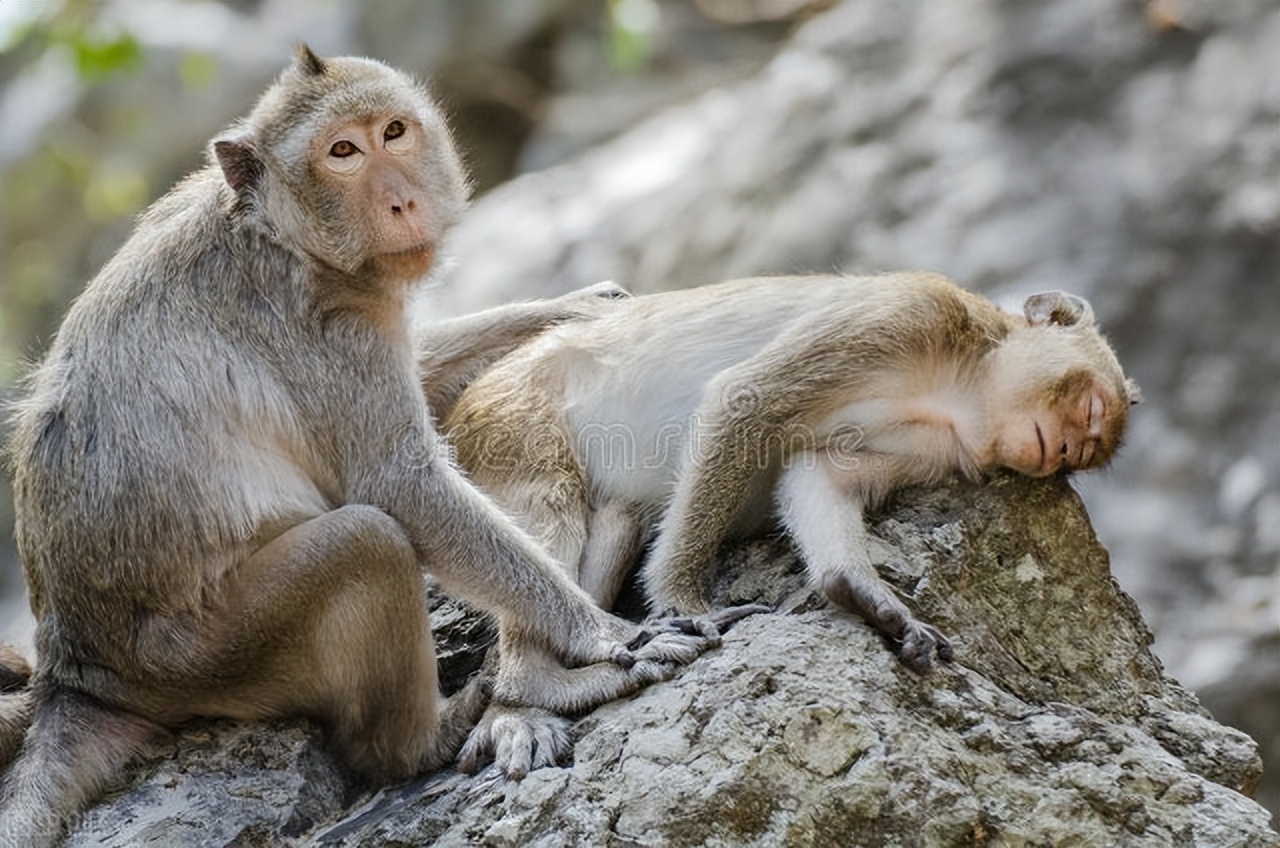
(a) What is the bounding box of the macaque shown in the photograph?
[445,272,1139,675]
[0,48,718,845]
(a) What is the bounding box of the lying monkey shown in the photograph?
[444,272,1139,675]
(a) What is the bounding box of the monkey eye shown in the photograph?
[329,139,360,158]
[1086,393,1105,437]
[384,120,414,153]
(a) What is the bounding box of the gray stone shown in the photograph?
[65,477,1276,846]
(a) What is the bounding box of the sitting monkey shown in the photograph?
[0,48,721,844]
[444,272,1139,676]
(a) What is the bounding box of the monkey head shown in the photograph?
[212,45,469,282]
[986,291,1140,477]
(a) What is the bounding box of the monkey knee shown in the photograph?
[324,504,416,566]
[0,643,32,693]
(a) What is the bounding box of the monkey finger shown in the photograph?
[896,620,953,675]
[493,721,534,780]
[640,613,721,644]
[583,280,632,301]
[705,603,772,634]
[632,632,712,667]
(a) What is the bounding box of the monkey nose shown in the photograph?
[390,198,417,215]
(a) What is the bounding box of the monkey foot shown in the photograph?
[894,620,954,675]
[457,705,570,779]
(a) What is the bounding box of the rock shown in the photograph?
[425,0,1280,817]
[63,477,1276,846]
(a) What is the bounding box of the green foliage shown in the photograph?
[607,0,658,74]
[66,26,141,80]
[3,0,142,81]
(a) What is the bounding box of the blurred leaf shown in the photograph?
[68,29,140,80]
[179,52,218,89]
[607,0,658,74]
[83,168,148,222]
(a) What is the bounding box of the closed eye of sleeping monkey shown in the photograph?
[443,272,1140,677]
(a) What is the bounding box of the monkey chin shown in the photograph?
[374,244,436,281]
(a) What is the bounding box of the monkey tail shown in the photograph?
[0,684,160,847]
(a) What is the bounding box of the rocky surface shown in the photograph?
[3,0,1275,841]
[64,476,1275,846]
[425,0,1280,817]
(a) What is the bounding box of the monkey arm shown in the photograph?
[382,439,635,668]
[640,307,893,616]
[417,282,630,419]
[775,454,953,674]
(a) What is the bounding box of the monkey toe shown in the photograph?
[624,630,655,652]
[630,658,680,686]
[457,729,489,775]
[669,616,722,644]
[931,627,956,663]
[459,706,569,780]
[641,610,722,645]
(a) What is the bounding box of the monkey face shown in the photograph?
[213,48,469,283]
[988,328,1134,477]
[995,376,1121,476]
[311,115,443,279]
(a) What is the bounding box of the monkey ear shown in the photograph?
[1023,291,1095,328]
[1124,378,1143,406]
[213,133,264,195]
[294,44,328,76]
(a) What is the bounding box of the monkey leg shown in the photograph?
[487,472,591,588]
[418,281,631,419]
[578,500,644,608]
[0,690,30,769]
[775,459,953,674]
[641,364,796,616]
[196,504,487,782]
[0,687,161,848]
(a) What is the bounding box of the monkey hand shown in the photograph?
[821,574,954,675]
[571,607,731,670]
[552,280,633,321]
[638,603,772,645]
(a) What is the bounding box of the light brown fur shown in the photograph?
[444,273,1138,675]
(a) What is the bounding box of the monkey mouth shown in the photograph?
[1034,423,1047,474]
[380,242,434,261]
[375,243,436,277]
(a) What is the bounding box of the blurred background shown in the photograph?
[0,0,1275,817]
